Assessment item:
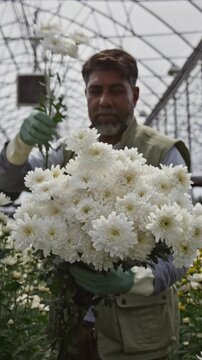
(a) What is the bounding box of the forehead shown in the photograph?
[87,69,129,87]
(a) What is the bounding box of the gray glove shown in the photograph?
[19,111,57,146]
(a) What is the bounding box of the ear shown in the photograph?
[133,86,139,107]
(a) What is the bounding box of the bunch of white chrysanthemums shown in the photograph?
[8,128,202,270]
[35,22,89,57]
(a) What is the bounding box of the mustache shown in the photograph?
[95,110,117,118]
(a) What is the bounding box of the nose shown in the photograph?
[99,90,112,108]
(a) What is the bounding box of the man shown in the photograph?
[0,49,190,360]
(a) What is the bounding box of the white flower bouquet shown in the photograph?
[9,127,202,270]
[7,127,202,358]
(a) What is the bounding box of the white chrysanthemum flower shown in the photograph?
[64,157,77,174]
[65,127,99,153]
[0,192,11,206]
[40,201,64,217]
[168,191,192,210]
[10,214,39,249]
[82,248,115,271]
[123,146,146,165]
[69,30,89,44]
[93,177,118,205]
[190,215,202,248]
[38,216,68,255]
[90,211,137,259]
[31,180,58,201]
[79,236,115,271]
[160,164,192,192]
[193,202,202,216]
[30,294,41,309]
[134,181,154,202]
[187,273,202,283]
[74,197,98,222]
[41,35,78,57]
[130,229,155,261]
[173,240,198,268]
[34,22,60,38]
[70,168,96,191]
[24,168,51,190]
[0,255,18,266]
[13,199,41,220]
[49,165,65,178]
[113,162,143,193]
[115,194,141,221]
[56,223,84,263]
[150,171,173,195]
[80,142,114,171]
[147,204,183,244]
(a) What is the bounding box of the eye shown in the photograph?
[110,86,126,95]
[88,87,101,96]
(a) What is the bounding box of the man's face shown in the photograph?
[85,70,139,140]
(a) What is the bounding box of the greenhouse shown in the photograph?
[0,1,201,359]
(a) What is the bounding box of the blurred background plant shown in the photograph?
[0,209,55,360]
[174,249,202,360]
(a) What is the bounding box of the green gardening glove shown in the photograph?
[70,265,134,295]
[19,111,57,146]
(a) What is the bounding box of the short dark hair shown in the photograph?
[82,48,138,87]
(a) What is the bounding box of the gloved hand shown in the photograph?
[19,111,57,146]
[70,265,134,295]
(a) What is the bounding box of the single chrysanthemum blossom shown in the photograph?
[79,236,116,271]
[40,201,64,218]
[190,215,202,248]
[74,197,99,223]
[90,211,137,259]
[161,164,192,192]
[0,254,18,266]
[150,171,173,195]
[69,168,96,191]
[133,181,154,202]
[49,165,65,179]
[173,239,198,268]
[69,30,89,45]
[65,157,78,175]
[130,229,155,262]
[10,213,39,249]
[57,223,84,263]
[80,142,114,171]
[193,202,202,217]
[187,273,202,283]
[13,199,40,220]
[146,204,183,244]
[24,168,51,191]
[41,35,78,57]
[34,22,61,38]
[0,192,11,206]
[115,194,141,222]
[123,146,146,165]
[93,177,118,205]
[37,216,68,256]
[113,162,143,194]
[168,190,192,210]
[65,127,99,153]
[31,179,63,201]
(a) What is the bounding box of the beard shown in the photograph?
[91,109,134,137]
[95,122,124,136]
